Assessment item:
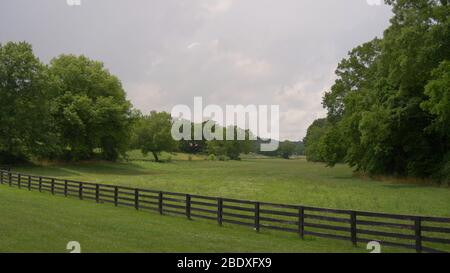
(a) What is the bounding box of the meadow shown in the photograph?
[13,152,450,217]
[1,152,449,252]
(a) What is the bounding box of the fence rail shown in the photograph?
[1,169,449,253]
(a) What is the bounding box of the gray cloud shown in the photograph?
[0,0,392,140]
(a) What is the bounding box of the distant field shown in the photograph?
[126,150,207,161]
[0,186,409,253]
[13,154,450,217]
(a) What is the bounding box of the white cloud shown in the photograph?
[187,42,201,49]
[125,82,169,114]
[233,54,271,77]
[202,0,234,14]
[2,0,393,140]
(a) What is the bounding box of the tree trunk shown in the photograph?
[152,151,159,162]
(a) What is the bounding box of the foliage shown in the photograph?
[49,55,133,161]
[278,141,296,159]
[0,44,134,163]
[206,125,253,160]
[0,42,56,163]
[303,119,329,162]
[134,111,178,162]
[177,121,208,154]
[305,0,450,181]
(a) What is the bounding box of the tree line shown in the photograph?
[131,115,304,161]
[0,42,134,163]
[304,0,449,181]
[0,42,303,164]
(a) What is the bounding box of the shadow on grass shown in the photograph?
[15,161,157,178]
[381,184,425,189]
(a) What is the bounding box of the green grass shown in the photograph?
[15,154,450,217]
[0,186,408,253]
[126,150,207,161]
[3,154,450,252]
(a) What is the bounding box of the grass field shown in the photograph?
[0,186,410,253]
[13,152,450,217]
[2,152,450,252]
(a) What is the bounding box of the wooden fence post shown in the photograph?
[64,180,68,197]
[217,198,223,226]
[38,177,42,192]
[158,191,163,215]
[18,174,21,189]
[134,189,139,210]
[79,183,83,200]
[298,206,305,239]
[0,170,3,184]
[350,211,357,246]
[28,176,31,191]
[51,178,55,195]
[415,217,422,253]
[95,184,100,203]
[8,173,12,186]
[186,194,191,220]
[255,202,260,232]
[114,186,118,206]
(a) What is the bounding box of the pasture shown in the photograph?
[2,153,449,252]
[13,153,450,217]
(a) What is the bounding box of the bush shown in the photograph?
[218,155,229,161]
[207,154,216,161]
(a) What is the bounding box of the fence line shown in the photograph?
[1,168,449,253]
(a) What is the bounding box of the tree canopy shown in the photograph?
[134,111,178,162]
[305,0,450,181]
[49,54,133,161]
[0,43,134,163]
[0,42,55,163]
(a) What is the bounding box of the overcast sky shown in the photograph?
[0,0,393,140]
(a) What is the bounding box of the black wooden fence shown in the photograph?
[1,169,449,253]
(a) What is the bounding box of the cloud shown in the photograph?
[187,42,201,50]
[125,82,169,114]
[202,0,234,14]
[0,0,393,140]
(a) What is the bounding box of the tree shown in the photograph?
[135,111,178,162]
[310,0,450,180]
[294,141,305,156]
[206,125,253,160]
[303,119,329,162]
[178,121,208,154]
[49,54,133,161]
[421,60,450,137]
[0,42,56,163]
[278,141,296,159]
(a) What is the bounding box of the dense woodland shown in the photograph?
[304,0,449,181]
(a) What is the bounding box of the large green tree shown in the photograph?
[303,118,329,162]
[49,55,133,161]
[0,42,56,163]
[309,0,449,181]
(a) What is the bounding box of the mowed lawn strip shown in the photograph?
[0,186,411,253]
